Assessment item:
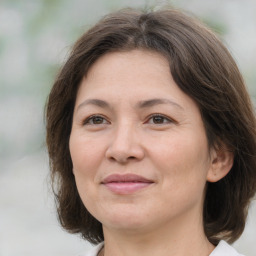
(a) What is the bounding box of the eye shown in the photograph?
[83,115,109,125]
[147,114,173,124]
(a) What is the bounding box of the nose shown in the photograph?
[105,123,145,164]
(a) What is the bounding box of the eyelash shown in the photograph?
[146,114,174,125]
[83,114,174,126]
[83,115,109,125]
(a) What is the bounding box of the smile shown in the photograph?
[101,174,154,194]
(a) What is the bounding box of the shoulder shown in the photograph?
[77,243,103,256]
[210,240,245,256]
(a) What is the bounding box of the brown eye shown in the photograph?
[147,114,172,124]
[152,116,165,124]
[84,115,109,125]
[91,116,104,124]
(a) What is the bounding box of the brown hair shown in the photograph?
[46,7,256,245]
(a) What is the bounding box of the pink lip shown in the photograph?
[101,174,154,194]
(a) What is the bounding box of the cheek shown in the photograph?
[157,137,210,209]
[69,135,102,206]
[150,133,210,183]
[69,135,106,206]
[70,134,103,172]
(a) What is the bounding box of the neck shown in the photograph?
[101,213,215,256]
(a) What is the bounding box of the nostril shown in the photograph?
[109,156,116,161]
[105,142,145,163]
[108,155,137,164]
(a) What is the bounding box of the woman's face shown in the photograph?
[69,50,215,234]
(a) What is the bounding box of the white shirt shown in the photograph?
[210,240,244,256]
[79,240,244,256]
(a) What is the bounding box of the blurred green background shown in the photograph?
[0,0,255,255]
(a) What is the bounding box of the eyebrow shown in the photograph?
[76,98,183,112]
[76,99,111,112]
[136,98,184,110]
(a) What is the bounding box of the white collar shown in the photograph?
[210,240,244,256]
[80,240,244,256]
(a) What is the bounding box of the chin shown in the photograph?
[103,218,152,233]
[98,206,153,231]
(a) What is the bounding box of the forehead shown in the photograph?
[75,49,197,112]
[85,49,170,85]
[77,50,170,97]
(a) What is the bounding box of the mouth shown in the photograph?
[101,174,154,194]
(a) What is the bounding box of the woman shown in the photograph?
[46,7,256,256]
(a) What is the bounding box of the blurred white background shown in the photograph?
[0,0,256,255]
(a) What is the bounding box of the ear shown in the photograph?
[207,144,234,183]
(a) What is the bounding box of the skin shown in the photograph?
[69,50,233,256]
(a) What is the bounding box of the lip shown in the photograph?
[101,174,154,194]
